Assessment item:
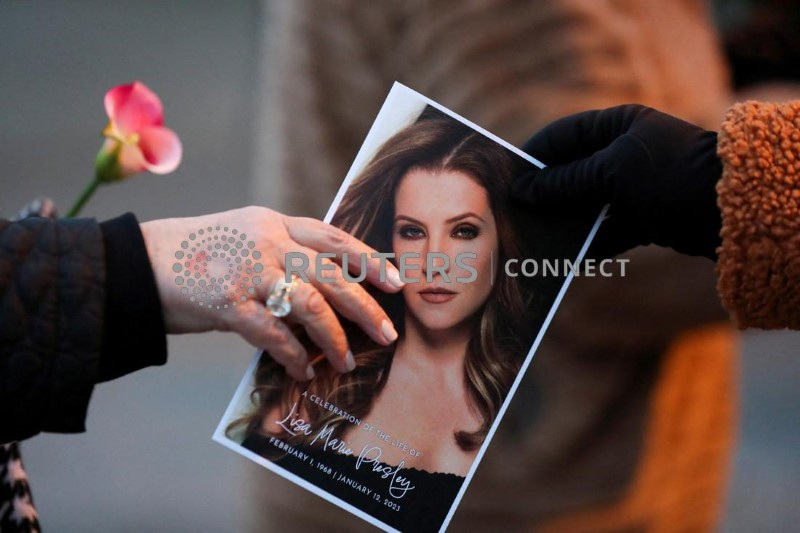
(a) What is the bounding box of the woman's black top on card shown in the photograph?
[241,431,465,532]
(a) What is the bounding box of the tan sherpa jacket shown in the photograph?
[717,101,800,330]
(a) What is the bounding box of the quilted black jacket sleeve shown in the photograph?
[0,213,167,443]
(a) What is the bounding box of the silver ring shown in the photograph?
[266,274,299,317]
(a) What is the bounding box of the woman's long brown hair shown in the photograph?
[228,107,537,453]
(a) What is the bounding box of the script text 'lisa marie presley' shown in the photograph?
[274,396,417,498]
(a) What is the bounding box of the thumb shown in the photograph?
[512,149,615,208]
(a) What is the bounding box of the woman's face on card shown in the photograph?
[392,167,498,332]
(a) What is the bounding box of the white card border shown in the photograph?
[213,81,608,533]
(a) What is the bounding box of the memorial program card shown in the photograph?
[214,83,606,532]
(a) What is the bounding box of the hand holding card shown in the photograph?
[140,206,403,381]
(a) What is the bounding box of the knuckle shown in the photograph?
[331,275,349,293]
[281,343,307,366]
[305,290,327,316]
[317,258,345,287]
[280,214,294,234]
[324,224,348,249]
[243,205,265,218]
[286,216,313,238]
[263,318,288,345]
[240,205,277,231]
[326,267,348,290]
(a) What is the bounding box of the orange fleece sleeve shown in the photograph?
[716,100,800,329]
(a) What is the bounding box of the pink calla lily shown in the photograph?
[66,81,183,217]
[98,81,182,181]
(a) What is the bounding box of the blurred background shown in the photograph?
[1,0,798,531]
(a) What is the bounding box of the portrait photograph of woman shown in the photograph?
[215,84,604,533]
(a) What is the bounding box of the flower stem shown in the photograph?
[66,177,101,217]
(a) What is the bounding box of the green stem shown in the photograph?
[66,177,101,217]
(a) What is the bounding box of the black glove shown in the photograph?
[512,104,722,260]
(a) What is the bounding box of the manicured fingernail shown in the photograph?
[344,350,356,372]
[381,320,398,343]
[305,365,316,380]
[387,268,404,288]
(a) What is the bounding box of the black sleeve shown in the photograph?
[98,213,167,381]
[0,213,168,443]
[0,216,105,443]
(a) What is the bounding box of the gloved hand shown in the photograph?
[512,104,722,260]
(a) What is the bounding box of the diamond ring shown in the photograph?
[266,274,300,317]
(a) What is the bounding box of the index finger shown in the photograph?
[522,104,648,165]
[283,216,404,291]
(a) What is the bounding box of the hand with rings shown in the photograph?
[140,205,404,381]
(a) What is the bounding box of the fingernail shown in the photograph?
[381,320,398,343]
[344,350,356,372]
[305,365,316,380]
[387,268,404,288]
